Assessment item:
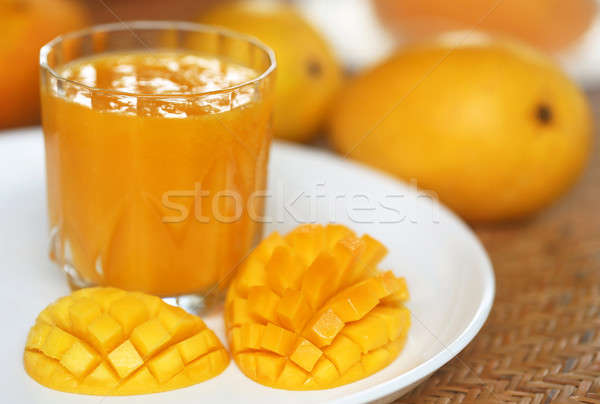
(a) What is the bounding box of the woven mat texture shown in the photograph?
[397,92,600,404]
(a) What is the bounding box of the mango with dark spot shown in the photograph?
[199,1,343,142]
[329,34,592,222]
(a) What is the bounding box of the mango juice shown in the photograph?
[42,51,274,297]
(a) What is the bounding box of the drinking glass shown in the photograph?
[40,21,276,311]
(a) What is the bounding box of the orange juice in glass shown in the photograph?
[40,22,276,309]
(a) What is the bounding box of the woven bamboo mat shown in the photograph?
[397,92,600,404]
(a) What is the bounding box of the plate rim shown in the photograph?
[272,141,495,404]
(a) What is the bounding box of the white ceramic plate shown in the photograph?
[0,127,494,404]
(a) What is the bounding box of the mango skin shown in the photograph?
[225,224,411,390]
[24,287,229,395]
[199,1,343,142]
[329,35,592,222]
[373,0,597,52]
[0,0,89,129]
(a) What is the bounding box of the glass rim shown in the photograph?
[39,20,277,98]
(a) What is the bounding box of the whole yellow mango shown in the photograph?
[373,0,597,52]
[199,0,343,142]
[0,0,89,129]
[329,34,592,222]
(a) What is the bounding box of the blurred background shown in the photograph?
[1,0,599,223]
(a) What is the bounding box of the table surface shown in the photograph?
[398,90,600,403]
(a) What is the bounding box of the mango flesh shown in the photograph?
[24,287,229,395]
[225,224,410,390]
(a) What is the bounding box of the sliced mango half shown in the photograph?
[24,287,229,395]
[226,224,410,389]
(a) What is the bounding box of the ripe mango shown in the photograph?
[373,0,597,52]
[0,0,89,129]
[329,35,592,222]
[199,1,343,142]
[24,287,228,395]
[225,224,410,389]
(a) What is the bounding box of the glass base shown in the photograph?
[61,261,223,315]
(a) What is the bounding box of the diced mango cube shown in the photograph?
[87,314,124,354]
[88,287,127,310]
[236,352,258,379]
[304,308,345,347]
[240,323,265,351]
[207,349,229,373]
[285,224,326,266]
[385,338,406,357]
[260,323,297,356]
[109,296,149,335]
[147,346,184,383]
[324,336,362,374]
[24,351,55,381]
[69,297,102,337]
[25,322,53,351]
[49,361,78,390]
[301,253,342,309]
[255,352,286,383]
[252,231,286,263]
[380,275,410,304]
[351,234,387,281]
[289,338,322,372]
[353,277,390,300]
[185,349,228,381]
[108,339,144,378]
[330,285,380,322]
[342,314,389,354]
[377,271,404,295]
[276,289,312,332]
[324,224,355,250]
[235,258,268,297]
[278,361,308,388]
[266,246,305,294]
[227,297,252,327]
[41,327,77,360]
[229,327,243,354]
[370,306,410,340]
[338,361,365,385]
[59,340,101,379]
[48,297,72,330]
[83,362,119,390]
[248,286,280,324]
[37,308,53,325]
[117,366,158,393]
[158,305,202,343]
[311,357,339,385]
[129,292,163,317]
[130,319,171,358]
[183,352,212,381]
[330,236,364,285]
[362,347,391,374]
[177,328,220,364]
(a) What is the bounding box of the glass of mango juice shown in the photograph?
[40,22,276,308]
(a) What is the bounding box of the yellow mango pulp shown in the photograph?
[24,287,229,395]
[225,224,410,389]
